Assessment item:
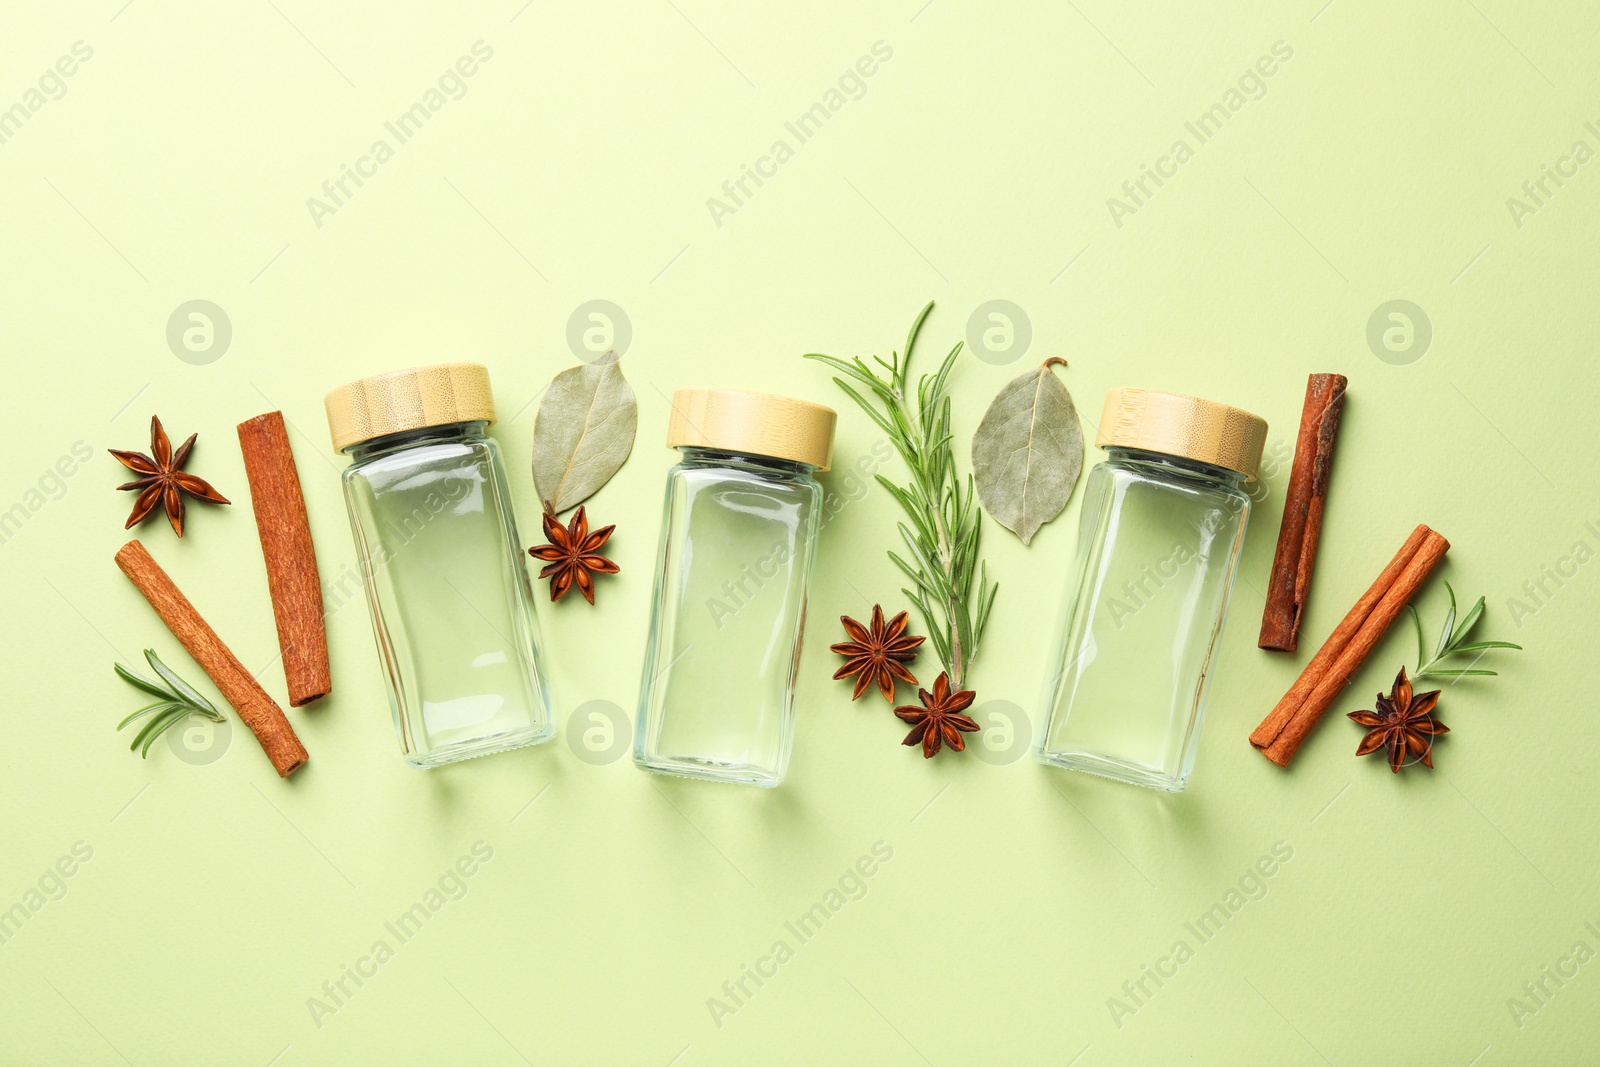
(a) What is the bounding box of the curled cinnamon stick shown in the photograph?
[238,411,330,706]
[1259,373,1346,652]
[1250,524,1448,768]
[115,540,308,777]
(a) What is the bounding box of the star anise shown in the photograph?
[1348,667,1448,773]
[830,604,924,702]
[109,415,230,537]
[895,671,979,759]
[528,506,618,604]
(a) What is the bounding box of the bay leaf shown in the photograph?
[532,350,638,514]
[970,357,1083,546]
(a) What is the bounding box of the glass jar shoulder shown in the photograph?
[1097,451,1252,512]
[343,427,499,493]
[667,451,821,503]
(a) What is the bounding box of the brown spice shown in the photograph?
[830,605,923,702]
[1259,373,1346,652]
[895,672,979,758]
[238,411,330,707]
[115,540,307,777]
[529,506,618,604]
[110,415,230,537]
[1348,667,1447,773]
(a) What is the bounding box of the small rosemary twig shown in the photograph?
[1409,580,1522,681]
[114,650,225,758]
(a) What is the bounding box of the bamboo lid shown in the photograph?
[1096,387,1268,480]
[666,388,836,471]
[324,363,496,453]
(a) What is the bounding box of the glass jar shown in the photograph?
[1037,388,1266,792]
[634,388,835,787]
[325,363,554,768]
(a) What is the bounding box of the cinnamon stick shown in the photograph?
[115,540,308,777]
[1250,524,1448,768]
[238,411,330,706]
[1259,373,1346,652]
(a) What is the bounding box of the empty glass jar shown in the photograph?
[1037,388,1266,792]
[326,363,555,768]
[634,388,835,787]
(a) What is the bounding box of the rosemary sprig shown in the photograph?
[1408,580,1522,681]
[115,650,225,758]
[806,302,998,690]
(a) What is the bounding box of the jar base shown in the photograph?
[406,722,556,769]
[1036,749,1188,793]
[633,753,783,788]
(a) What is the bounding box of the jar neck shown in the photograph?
[1105,446,1246,489]
[676,446,813,478]
[346,421,489,463]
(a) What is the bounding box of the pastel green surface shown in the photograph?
[2,2,1596,1064]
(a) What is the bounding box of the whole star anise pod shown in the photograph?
[830,604,924,702]
[528,506,618,604]
[1348,667,1448,773]
[895,671,979,759]
[109,415,230,537]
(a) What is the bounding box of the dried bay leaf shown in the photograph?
[970,357,1083,545]
[532,351,638,514]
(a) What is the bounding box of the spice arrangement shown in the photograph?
[806,304,1003,759]
[1250,524,1450,767]
[115,540,309,777]
[528,350,635,604]
[93,322,1521,795]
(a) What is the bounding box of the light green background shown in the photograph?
[2,1,1596,1064]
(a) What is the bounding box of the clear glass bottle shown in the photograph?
[1038,388,1266,792]
[325,363,554,768]
[634,388,836,787]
